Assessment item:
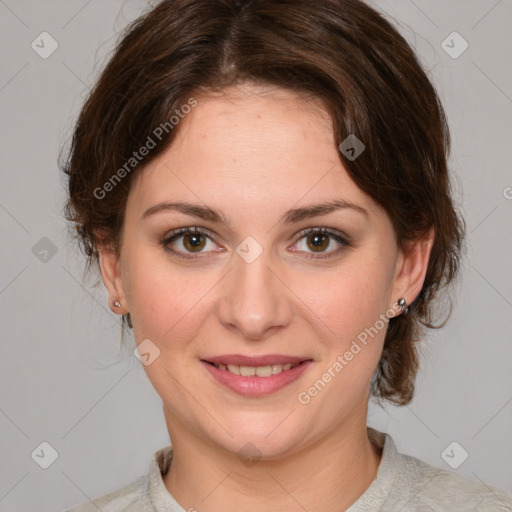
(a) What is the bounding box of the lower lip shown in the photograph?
[201,360,313,397]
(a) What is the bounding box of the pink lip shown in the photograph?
[202,354,310,366]
[201,359,313,397]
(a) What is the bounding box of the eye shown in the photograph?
[290,227,350,259]
[161,226,350,261]
[161,226,221,259]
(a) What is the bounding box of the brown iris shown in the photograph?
[306,233,329,252]
[183,233,206,252]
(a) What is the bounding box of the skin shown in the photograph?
[98,83,434,512]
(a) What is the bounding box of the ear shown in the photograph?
[391,227,434,312]
[95,232,128,314]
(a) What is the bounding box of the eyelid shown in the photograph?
[162,225,215,241]
[295,226,349,242]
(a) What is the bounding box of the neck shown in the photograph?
[162,413,382,512]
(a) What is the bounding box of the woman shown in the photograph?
[62,0,512,510]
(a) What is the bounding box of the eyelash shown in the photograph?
[160,226,351,261]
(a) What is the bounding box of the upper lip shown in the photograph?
[202,354,312,366]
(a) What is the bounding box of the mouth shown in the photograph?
[200,355,314,397]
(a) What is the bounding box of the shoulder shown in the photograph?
[65,475,151,512]
[393,450,512,511]
[66,444,178,512]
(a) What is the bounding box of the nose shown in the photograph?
[217,248,293,341]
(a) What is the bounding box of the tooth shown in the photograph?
[227,364,240,375]
[239,366,256,376]
[271,364,283,375]
[255,365,273,377]
[217,362,301,376]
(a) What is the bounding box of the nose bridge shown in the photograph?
[218,243,291,339]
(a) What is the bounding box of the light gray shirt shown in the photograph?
[66,427,512,511]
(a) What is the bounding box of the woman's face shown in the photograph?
[101,84,426,458]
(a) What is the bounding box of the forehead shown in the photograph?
[177,84,334,160]
[127,84,380,222]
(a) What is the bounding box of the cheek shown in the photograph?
[121,248,210,341]
[125,260,214,392]
[299,259,393,342]
[294,255,395,402]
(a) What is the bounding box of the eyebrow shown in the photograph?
[141,199,369,224]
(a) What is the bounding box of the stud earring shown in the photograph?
[113,300,121,308]
[398,297,409,316]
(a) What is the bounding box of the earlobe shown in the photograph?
[392,228,434,311]
[97,242,127,314]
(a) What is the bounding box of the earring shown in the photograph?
[124,313,133,329]
[398,297,409,316]
[113,300,121,308]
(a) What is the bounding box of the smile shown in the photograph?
[201,359,313,397]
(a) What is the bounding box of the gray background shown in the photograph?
[0,1,511,510]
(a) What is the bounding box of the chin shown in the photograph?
[208,415,306,458]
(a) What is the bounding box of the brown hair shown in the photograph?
[61,0,465,406]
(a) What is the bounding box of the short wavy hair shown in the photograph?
[61,0,465,406]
